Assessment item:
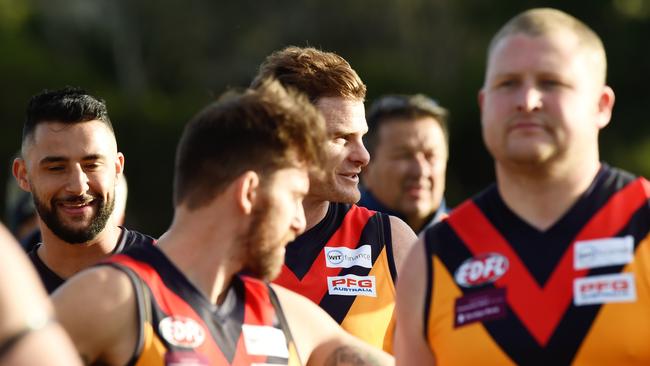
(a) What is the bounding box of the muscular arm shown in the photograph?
[388,215,418,274]
[0,223,82,366]
[393,237,435,365]
[272,284,393,366]
[52,266,139,366]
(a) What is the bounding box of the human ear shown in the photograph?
[235,171,259,215]
[596,86,615,129]
[12,158,31,192]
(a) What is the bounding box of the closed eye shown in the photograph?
[46,166,65,172]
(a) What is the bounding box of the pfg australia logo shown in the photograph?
[159,316,206,348]
[327,275,377,297]
[573,273,636,306]
[324,245,372,268]
[454,253,509,288]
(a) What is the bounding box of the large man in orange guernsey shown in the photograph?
[53,80,392,366]
[252,47,417,351]
[395,8,650,366]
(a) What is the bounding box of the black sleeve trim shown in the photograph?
[102,263,151,366]
[382,213,398,283]
[267,285,303,366]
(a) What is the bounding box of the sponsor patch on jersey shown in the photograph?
[574,236,634,270]
[454,288,507,328]
[324,245,372,268]
[159,316,206,348]
[242,324,289,359]
[574,273,636,306]
[454,252,509,288]
[327,275,377,297]
[164,351,210,366]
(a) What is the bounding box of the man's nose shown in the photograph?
[65,165,89,195]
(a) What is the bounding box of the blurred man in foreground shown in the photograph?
[0,222,82,366]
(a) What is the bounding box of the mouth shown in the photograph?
[405,184,430,199]
[56,197,97,216]
[508,116,546,132]
[337,172,360,183]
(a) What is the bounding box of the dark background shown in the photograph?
[2,0,649,237]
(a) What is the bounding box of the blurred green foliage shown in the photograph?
[2,0,649,236]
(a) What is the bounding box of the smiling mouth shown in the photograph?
[57,198,96,215]
[338,173,359,182]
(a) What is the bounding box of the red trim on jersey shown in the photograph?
[448,177,650,347]
[274,205,375,304]
[234,277,277,365]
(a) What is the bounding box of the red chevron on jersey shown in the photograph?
[274,206,375,304]
[110,254,231,364]
[447,177,650,347]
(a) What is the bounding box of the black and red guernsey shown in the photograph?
[104,245,301,366]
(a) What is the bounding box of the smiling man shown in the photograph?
[360,94,450,233]
[395,8,650,365]
[12,87,154,293]
[252,47,417,352]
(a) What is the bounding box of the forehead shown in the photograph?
[315,97,367,134]
[24,120,117,160]
[487,32,588,77]
[377,117,447,149]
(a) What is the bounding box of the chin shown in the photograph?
[338,188,361,204]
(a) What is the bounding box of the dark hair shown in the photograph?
[364,94,449,155]
[174,79,326,209]
[23,87,113,145]
[251,46,366,103]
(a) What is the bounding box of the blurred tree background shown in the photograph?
[1,0,649,236]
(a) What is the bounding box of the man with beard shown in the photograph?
[53,80,392,366]
[12,87,154,293]
[252,47,417,352]
[395,8,650,365]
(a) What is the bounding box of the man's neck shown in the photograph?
[158,209,243,305]
[37,225,123,280]
[302,197,331,231]
[495,159,601,231]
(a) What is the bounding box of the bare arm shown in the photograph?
[272,284,394,366]
[387,216,418,274]
[52,266,139,366]
[0,223,82,366]
[394,236,436,366]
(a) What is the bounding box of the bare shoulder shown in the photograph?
[271,284,393,366]
[54,265,135,310]
[53,265,138,365]
[394,237,435,365]
[387,215,417,273]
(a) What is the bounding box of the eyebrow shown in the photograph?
[39,154,106,165]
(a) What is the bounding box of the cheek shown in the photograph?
[322,145,344,170]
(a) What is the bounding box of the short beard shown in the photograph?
[242,195,285,281]
[33,190,115,244]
